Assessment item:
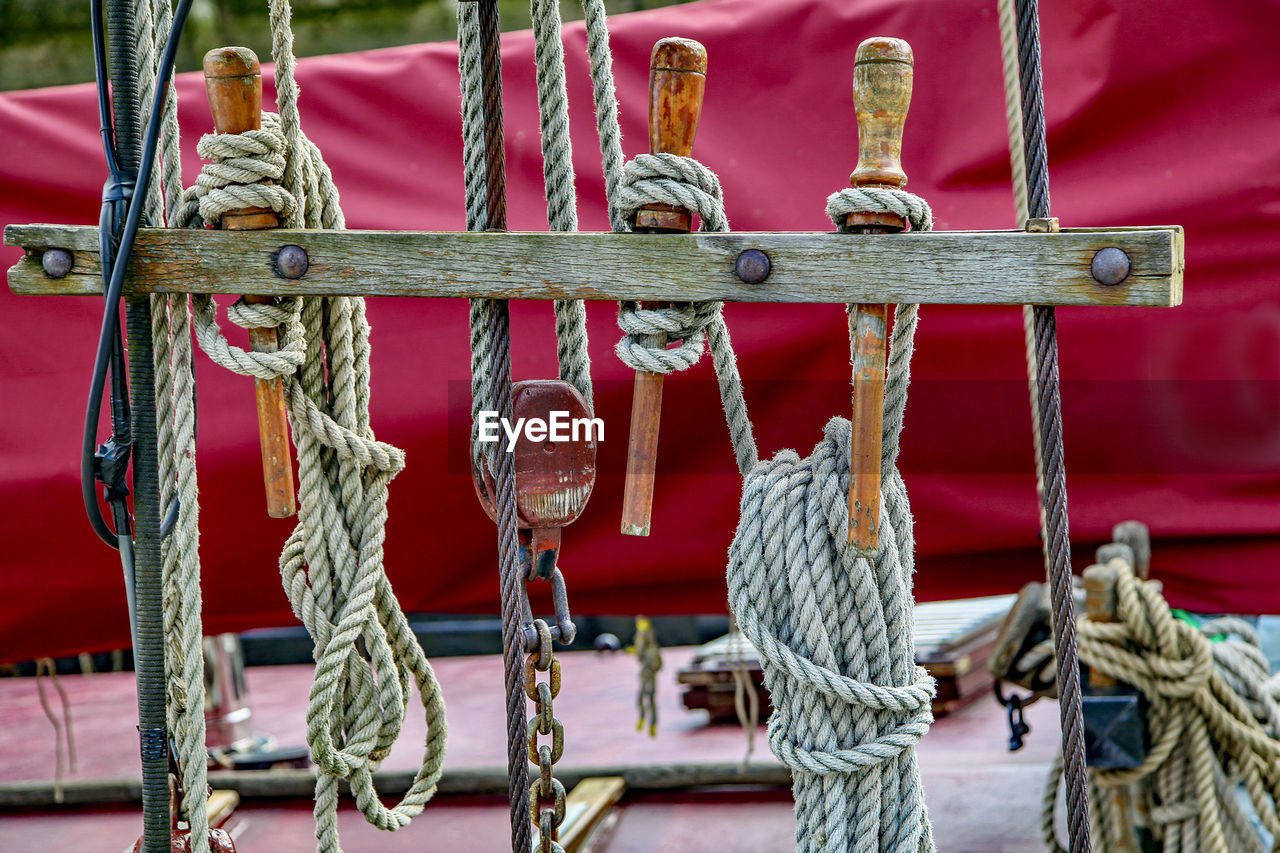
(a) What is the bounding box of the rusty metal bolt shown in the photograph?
[734,249,771,284]
[1090,247,1131,286]
[42,248,73,279]
[1024,217,1060,234]
[275,244,309,280]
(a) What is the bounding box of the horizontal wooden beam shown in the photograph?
[6,223,1183,306]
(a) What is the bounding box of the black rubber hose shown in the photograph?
[104,1,169,850]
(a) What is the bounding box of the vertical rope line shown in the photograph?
[138,4,210,848]
[996,0,1047,521]
[1011,0,1093,849]
[579,0,627,231]
[529,0,593,404]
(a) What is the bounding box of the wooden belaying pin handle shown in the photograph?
[845,37,913,550]
[204,46,297,519]
[620,36,707,537]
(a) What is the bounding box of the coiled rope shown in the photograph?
[1043,562,1280,852]
[719,186,937,852]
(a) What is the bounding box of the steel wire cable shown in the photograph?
[1011,0,1093,849]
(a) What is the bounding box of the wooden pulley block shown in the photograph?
[988,582,1059,697]
[472,380,597,579]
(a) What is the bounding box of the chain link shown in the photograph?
[524,615,568,853]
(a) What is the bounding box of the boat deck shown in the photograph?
[0,647,1062,851]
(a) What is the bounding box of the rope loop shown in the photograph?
[616,152,728,232]
[191,294,306,381]
[613,153,729,379]
[826,186,933,233]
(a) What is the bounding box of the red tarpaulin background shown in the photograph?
[2,0,1278,662]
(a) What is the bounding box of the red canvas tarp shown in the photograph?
[2,0,1278,662]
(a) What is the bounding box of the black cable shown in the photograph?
[84,0,194,548]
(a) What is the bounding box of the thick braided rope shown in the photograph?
[724,189,934,852]
[1043,563,1280,852]
[530,0,592,404]
[136,0,213,849]
[174,4,447,849]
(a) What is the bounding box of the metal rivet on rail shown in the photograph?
[1090,247,1131,286]
[275,245,309,280]
[734,249,771,284]
[41,248,73,279]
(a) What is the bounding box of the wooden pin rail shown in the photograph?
[6,225,1183,305]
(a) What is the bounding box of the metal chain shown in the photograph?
[1011,0,1093,849]
[525,617,568,853]
[523,561,577,851]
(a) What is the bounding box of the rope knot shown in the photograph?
[614,300,722,374]
[616,153,727,231]
[180,112,298,228]
[766,664,935,776]
[826,186,933,233]
[613,153,729,375]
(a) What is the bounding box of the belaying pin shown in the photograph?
[844,37,915,552]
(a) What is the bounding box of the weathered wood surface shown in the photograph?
[848,303,887,550]
[6,224,1184,306]
[0,763,790,808]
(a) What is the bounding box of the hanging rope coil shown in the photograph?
[1043,562,1280,852]
[185,133,445,853]
[722,188,935,852]
[147,3,448,847]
